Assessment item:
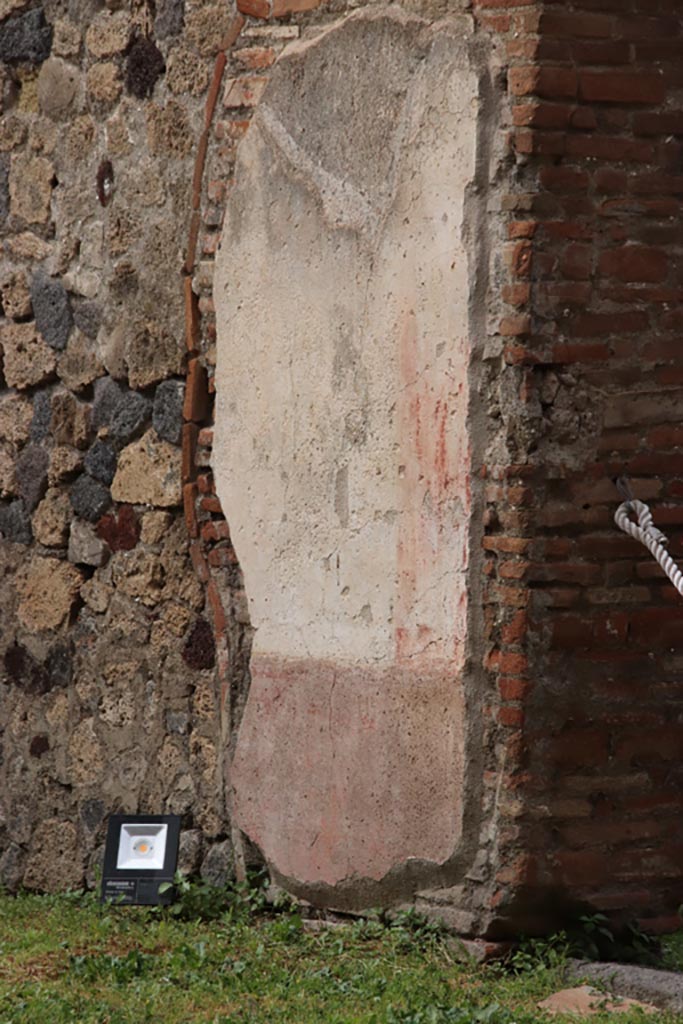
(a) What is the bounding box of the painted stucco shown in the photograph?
[213,9,481,896]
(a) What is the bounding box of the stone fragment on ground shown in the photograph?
[567,961,683,1015]
[538,985,657,1016]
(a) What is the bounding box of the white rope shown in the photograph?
[615,499,683,597]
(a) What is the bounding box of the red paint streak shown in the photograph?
[394,303,470,666]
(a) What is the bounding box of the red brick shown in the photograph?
[197,471,215,494]
[189,540,210,584]
[198,427,214,447]
[569,311,649,337]
[502,283,532,306]
[529,562,602,585]
[552,342,610,363]
[599,245,668,283]
[206,578,228,634]
[571,39,631,64]
[499,314,531,336]
[486,650,529,675]
[547,728,609,766]
[566,134,655,163]
[201,520,231,542]
[508,220,537,239]
[559,819,666,848]
[512,102,575,129]
[236,0,269,17]
[483,537,531,554]
[539,166,591,194]
[551,615,593,649]
[540,11,613,38]
[632,110,683,137]
[183,482,199,539]
[509,65,578,99]
[497,706,525,728]
[183,358,211,424]
[505,241,533,278]
[184,276,200,354]
[498,675,530,700]
[579,71,667,104]
[200,495,223,514]
[560,243,593,280]
[181,423,198,483]
[208,546,238,568]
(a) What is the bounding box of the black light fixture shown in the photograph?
[101,814,181,905]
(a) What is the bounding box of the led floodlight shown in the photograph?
[102,814,180,905]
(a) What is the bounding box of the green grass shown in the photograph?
[0,890,680,1023]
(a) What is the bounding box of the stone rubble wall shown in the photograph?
[0,0,244,892]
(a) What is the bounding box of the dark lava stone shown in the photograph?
[0,500,32,545]
[0,9,53,64]
[153,379,184,445]
[125,34,165,100]
[30,391,52,443]
[29,734,49,758]
[31,273,73,352]
[80,798,105,833]
[73,300,102,340]
[15,445,48,512]
[69,474,111,522]
[182,618,216,671]
[109,390,151,442]
[4,641,72,695]
[92,377,125,430]
[84,440,117,485]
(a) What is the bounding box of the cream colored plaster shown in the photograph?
[213,7,480,891]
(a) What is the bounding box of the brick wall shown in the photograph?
[476,0,683,934]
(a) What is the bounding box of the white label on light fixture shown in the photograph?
[116,823,168,871]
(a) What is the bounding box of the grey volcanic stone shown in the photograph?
[155,0,184,39]
[568,961,683,1015]
[68,517,107,566]
[0,9,53,64]
[73,301,102,340]
[153,379,184,445]
[30,391,52,443]
[31,274,73,352]
[92,377,124,430]
[69,474,111,522]
[178,829,203,876]
[110,390,151,442]
[84,440,117,485]
[0,843,26,892]
[16,445,49,512]
[200,840,234,888]
[79,798,105,834]
[0,156,8,226]
[0,499,32,544]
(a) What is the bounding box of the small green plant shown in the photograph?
[567,913,662,965]
[157,867,269,923]
[508,931,571,974]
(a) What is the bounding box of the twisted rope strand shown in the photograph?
[615,499,683,597]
